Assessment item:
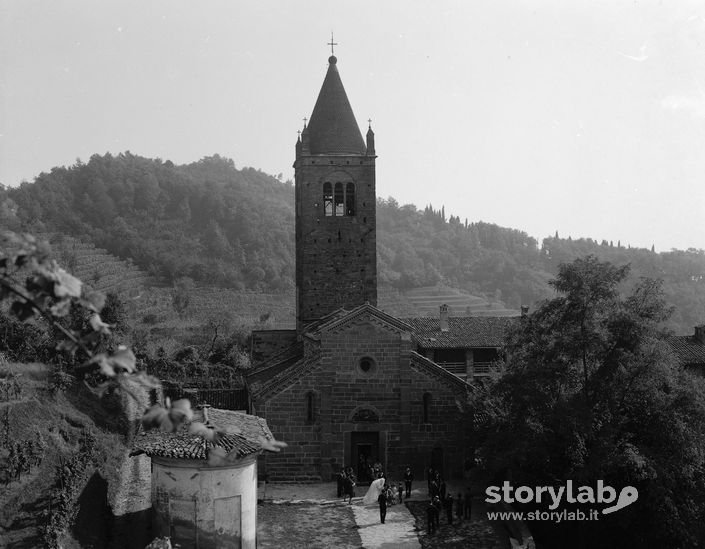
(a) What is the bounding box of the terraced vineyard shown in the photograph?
[35,235,516,350]
[377,285,420,317]
[44,234,155,297]
[137,287,297,329]
[402,286,519,317]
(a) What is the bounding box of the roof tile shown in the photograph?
[404,316,518,348]
[132,407,272,461]
[667,336,705,366]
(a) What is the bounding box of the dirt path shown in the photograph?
[257,482,510,549]
[352,500,421,549]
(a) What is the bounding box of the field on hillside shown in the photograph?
[37,233,519,361]
[47,234,155,297]
[0,362,129,548]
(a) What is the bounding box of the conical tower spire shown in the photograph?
[305,55,366,155]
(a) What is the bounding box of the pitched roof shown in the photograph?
[248,341,304,385]
[250,348,322,400]
[306,56,366,155]
[403,316,518,349]
[309,302,413,336]
[666,335,705,366]
[409,351,470,394]
[131,407,272,461]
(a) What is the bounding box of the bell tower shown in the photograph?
[294,53,377,331]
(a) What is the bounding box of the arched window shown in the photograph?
[345,183,355,216]
[306,391,316,423]
[323,183,333,216]
[334,183,344,216]
[423,392,432,423]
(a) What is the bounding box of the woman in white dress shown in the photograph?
[363,476,386,505]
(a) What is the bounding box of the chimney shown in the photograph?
[440,304,449,332]
[521,306,529,317]
[695,325,705,344]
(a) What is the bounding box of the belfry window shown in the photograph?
[324,178,355,217]
[323,182,333,216]
[345,183,355,216]
[334,183,345,216]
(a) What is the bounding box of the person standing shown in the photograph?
[337,467,346,498]
[397,482,404,504]
[456,492,464,521]
[404,466,414,498]
[429,477,439,500]
[345,467,356,504]
[444,493,454,525]
[426,501,437,534]
[378,486,388,523]
[464,487,472,520]
[432,496,441,530]
[439,476,447,501]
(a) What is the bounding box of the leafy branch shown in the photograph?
[0,232,158,411]
[0,232,288,457]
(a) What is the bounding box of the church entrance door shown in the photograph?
[350,431,379,486]
[431,446,444,477]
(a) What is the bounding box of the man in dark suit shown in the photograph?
[378,484,388,523]
[404,466,414,498]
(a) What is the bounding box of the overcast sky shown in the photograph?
[1,1,704,251]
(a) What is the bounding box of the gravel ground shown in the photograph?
[406,500,510,549]
[257,501,362,549]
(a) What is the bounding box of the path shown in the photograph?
[257,481,508,549]
[351,499,421,549]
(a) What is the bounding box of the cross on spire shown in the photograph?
[303,117,307,127]
[327,32,338,55]
[368,118,372,128]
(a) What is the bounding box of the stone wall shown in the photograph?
[295,156,377,329]
[258,313,469,483]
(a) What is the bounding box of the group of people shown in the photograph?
[355,466,415,524]
[427,467,447,500]
[337,466,357,504]
[426,487,473,534]
[338,463,472,531]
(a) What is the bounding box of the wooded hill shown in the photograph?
[1,152,703,333]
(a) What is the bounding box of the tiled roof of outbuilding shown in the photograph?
[131,407,272,461]
[667,336,705,366]
[404,316,518,349]
[306,56,366,155]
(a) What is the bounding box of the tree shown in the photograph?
[171,277,194,319]
[100,292,128,334]
[475,255,705,548]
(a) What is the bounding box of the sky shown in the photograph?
[1,1,705,252]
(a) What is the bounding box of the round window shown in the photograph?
[358,356,376,374]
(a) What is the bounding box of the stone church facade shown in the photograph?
[248,53,516,483]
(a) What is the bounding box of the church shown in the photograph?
[247,51,517,484]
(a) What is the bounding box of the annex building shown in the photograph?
[247,52,518,484]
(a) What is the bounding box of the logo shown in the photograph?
[485,481,638,522]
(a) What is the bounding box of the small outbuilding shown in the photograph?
[132,406,273,549]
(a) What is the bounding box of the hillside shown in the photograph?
[0,363,135,548]
[0,152,703,334]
